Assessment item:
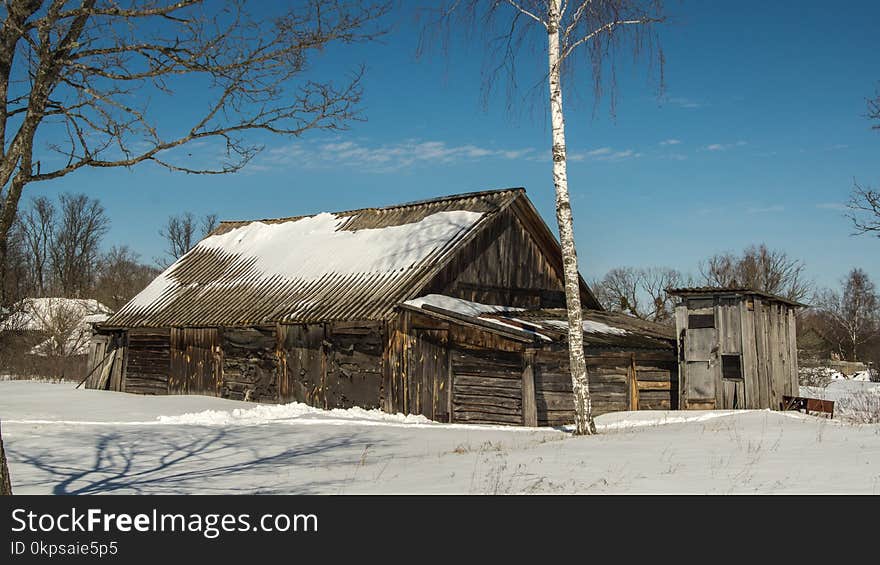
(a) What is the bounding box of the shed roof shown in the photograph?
[666,286,808,308]
[107,188,597,328]
[402,294,675,350]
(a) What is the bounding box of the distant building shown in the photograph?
[2,297,112,356]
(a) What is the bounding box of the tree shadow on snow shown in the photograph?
[8,427,378,494]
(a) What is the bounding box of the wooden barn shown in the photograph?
[669,287,805,411]
[86,187,679,425]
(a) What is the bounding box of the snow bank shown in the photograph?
[592,409,743,431]
[157,402,433,426]
[799,380,880,423]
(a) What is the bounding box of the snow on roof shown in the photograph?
[107,189,525,327]
[403,294,552,340]
[2,298,112,332]
[403,296,674,349]
[0,298,113,357]
[403,294,521,317]
[82,313,111,325]
[542,319,629,336]
[128,210,482,312]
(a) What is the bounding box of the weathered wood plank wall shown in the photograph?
[425,208,570,309]
[124,328,170,395]
[533,349,678,426]
[676,294,799,411]
[169,328,220,395]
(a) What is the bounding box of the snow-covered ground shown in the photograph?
[800,380,880,423]
[2,381,880,494]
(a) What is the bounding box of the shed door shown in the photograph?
[683,327,718,409]
[407,331,450,422]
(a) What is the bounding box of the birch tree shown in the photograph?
[815,268,879,361]
[0,0,389,304]
[426,0,665,434]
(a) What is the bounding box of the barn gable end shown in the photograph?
[418,197,600,310]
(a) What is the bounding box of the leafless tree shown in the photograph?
[201,213,218,237]
[846,90,880,237]
[158,211,198,265]
[0,211,27,305]
[425,0,665,435]
[95,244,157,309]
[50,193,108,296]
[700,244,811,303]
[641,266,683,322]
[0,421,11,495]
[17,195,54,295]
[593,265,683,323]
[0,0,390,305]
[814,268,879,362]
[158,210,217,266]
[593,267,640,316]
[29,296,89,355]
[848,181,879,237]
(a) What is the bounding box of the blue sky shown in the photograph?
[25,0,880,291]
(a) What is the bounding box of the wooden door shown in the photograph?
[683,327,718,409]
[406,331,450,421]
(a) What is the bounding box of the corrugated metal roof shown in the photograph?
[501,308,675,350]
[105,188,524,328]
[666,286,808,308]
[401,295,675,350]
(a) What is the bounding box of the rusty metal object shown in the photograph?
[781,395,834,418]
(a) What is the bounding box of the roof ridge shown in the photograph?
[217,187,525,226]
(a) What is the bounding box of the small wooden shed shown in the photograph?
[668,287,805,411]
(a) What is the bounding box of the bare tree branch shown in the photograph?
[847,181,880,236]
[0,0,390,303]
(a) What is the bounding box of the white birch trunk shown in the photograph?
[547,0,595,435]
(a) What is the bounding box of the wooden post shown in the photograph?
[0,421,11,495]
[522,349,537,427]
[673,303,688,409]
[446,350,454,423]
[628,354,640,411]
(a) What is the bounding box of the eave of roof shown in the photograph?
[667,286,808,308]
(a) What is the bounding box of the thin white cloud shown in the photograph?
[816,203,848,211]
[261,140,539,172]
[532,146,640,164]
[705,141,747,151]
[659,139,681,146]
[663,96,705,109]
[568,147,640,162]
[747,205,785,214]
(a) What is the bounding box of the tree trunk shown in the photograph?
[0,421,11,495]
[0,232,7,306]
[547,0,595,436]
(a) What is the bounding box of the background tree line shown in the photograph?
[592,243,879,368]
[2,192,215,311]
